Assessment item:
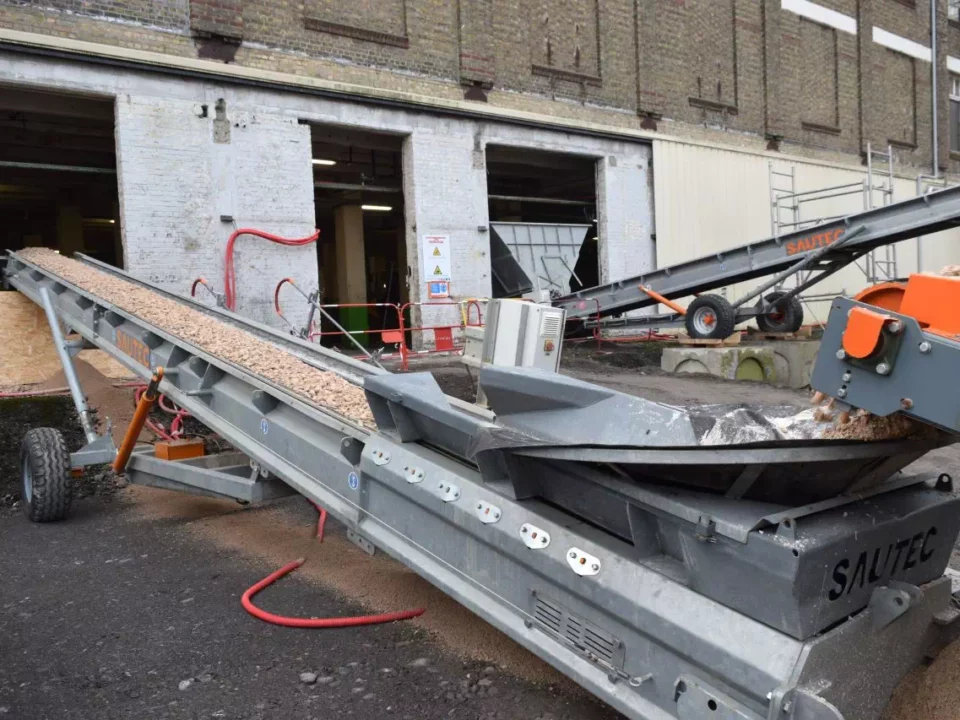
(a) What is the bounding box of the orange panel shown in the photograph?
[899,273,960,338]
[155,438,205,461]
[853,282,906,312]
[842,307,890,359]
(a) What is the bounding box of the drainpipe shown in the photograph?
[931,0,940,177]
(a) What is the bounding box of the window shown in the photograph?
[951,0,960,23]
[951,76,960,152]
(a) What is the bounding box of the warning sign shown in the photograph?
[421,234,451,282]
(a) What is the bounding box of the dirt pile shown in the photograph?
[884,640,960,720]
[16,249,375,427]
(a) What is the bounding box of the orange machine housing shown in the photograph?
[844,274,960,358]
[155,438,205,461]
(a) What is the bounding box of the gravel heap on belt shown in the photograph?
[18,249,376,428]
[821,409,918,441]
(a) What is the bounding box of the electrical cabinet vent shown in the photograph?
[540,312,563,338]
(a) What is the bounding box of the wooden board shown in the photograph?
[0,291,134,387]
[676,332,742,347]
[745,326,813,341]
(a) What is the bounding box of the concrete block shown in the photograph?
[661,340,821,389]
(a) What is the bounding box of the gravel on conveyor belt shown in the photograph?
[17,249,376,429]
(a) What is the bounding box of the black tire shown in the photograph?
[755,291,803,334]
[684,294,736,339]
[20,427,73,523]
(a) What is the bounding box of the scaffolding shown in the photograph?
[864,143,897,282]
[768,143,897,292]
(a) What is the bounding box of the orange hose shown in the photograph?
[241,558,425,628]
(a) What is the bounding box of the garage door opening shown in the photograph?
[485,145,597,299]
[308,124,405,349]
[0,87,121,273]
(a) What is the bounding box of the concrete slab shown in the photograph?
[660,340,821,389]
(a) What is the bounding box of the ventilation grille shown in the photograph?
[539,312,563,338]
[532,593,622,668]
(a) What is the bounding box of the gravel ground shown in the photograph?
[0,493,620,720]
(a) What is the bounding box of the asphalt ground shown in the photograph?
[0,489,621,720]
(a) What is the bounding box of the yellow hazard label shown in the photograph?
[433,247,441,256]
[433,265,443,275]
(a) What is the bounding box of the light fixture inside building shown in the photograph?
[361,205,392,212]
[312,158,337,166]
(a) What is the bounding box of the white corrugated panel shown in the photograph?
[652,140,960,325]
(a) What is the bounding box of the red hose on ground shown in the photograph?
[310,501,328,543]
[223,229,320,312]
[241,558,426,628]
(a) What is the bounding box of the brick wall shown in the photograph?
[191,0,243,40]
[1,0,958,171]
[115,95,318,328]
[1,0,189,30]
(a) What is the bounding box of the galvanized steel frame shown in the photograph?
[5,251,959,720]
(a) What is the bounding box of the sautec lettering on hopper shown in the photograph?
[785,227,844,256]
[827,527,938,601]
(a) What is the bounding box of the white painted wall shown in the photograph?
[1,51,655,336]
[116,94,317,327]
[652,140,960,324]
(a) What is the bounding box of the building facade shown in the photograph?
[1,0,959,330]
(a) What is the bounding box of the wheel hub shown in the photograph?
[21,455,32,504]
[692,307,718,335]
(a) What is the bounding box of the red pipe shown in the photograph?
[224,229,320,311]
[133,385,190,441]
[241,558,426,628]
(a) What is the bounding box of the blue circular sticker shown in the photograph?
[260,418,269,435]
[348,471,359,490]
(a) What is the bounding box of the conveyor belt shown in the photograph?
[73,254,381,387]
[554,183,960,320]
[6,249,960,720]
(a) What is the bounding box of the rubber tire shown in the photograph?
[755,291,803,334]
[20,427,73,523]
[684,294,736,340]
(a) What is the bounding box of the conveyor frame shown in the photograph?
[554,184,960,332]
[5,251,960,720]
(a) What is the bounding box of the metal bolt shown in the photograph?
[541,536,547,543]
[569,551,577,559]
[493,512,500,519]
[842,372,852,382]
[876,363,891,376]
[477,503,482,509]
[837,388,847,398]
[836,349,847,360]
[888,321,903,335]
[591,563,600,571]
[919,341,932,354]
[438,482,444,489]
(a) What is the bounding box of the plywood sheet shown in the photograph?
[0,292,135,388]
